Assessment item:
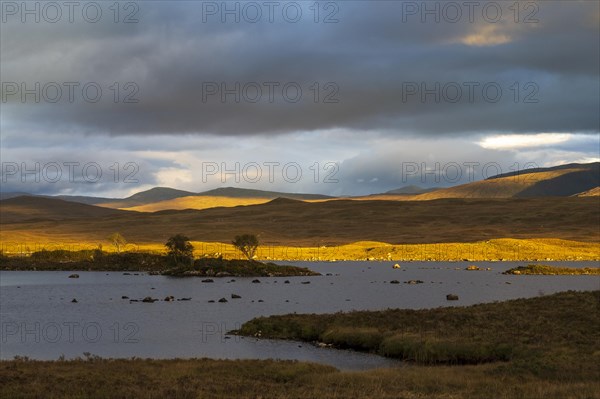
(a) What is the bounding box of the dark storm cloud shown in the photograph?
[1,0,599,137]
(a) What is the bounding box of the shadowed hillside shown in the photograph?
[1,196,598,246]
[0,196,129,223]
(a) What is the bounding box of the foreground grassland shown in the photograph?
[2,238,599,261]
[1,292,599,399]
[504,264,600,275]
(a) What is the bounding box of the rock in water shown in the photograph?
[218,298,228,303]
[446,294,459,301]
[231,294,242,299]
[68,274,79,279]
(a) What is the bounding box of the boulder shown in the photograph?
[164,296,175,302]
[392,264,401,269]
[201,279,214,283]
[142,296,156,303]
[446,294,459,301]
[68,274,79,279]
[390,280,400,284]
[121,296,129,299]
[71,298,78,303]
[231,294,242,299]
[252,279,261,284]
[465,265,481,271]
[404,280,424,284]
[218,298,228,303]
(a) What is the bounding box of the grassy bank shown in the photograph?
[2,238,599,261]
[0,250,318,276]
[504,264,600,275]
[238,291,600,368]
[1,357,599,399]
[2,292,599,399]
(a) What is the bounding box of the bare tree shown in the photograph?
[232,234,259,260]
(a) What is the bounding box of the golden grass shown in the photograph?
[2,238,598,261]
[117,195,273,212]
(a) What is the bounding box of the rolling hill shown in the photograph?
[0,196,129,224]
[407,163,600,200]
[106,187,333,211]
[121,195,273,212]
[196,187,332,200]
[97,187,197,208]
[1,196,598,246]
[383,185,440,195]
[1,163,598,215]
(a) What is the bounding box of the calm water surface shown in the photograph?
[1,261,598,369]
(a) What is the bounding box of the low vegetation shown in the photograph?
[0,249,318,276]
[237,291,600,368]
[1,292,598,398]
[504,264,600,275]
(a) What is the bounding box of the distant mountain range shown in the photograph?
[1,162,598,212]
[0,187,333,210]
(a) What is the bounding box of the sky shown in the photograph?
[1,0,599,197]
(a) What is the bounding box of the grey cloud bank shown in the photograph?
[2,1,598,136]
[1,1,598,196]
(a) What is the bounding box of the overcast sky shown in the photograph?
[1,0,598,197]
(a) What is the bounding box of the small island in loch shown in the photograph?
[503,264,600,275]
